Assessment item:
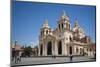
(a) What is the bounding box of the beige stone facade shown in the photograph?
[38,11,95,56]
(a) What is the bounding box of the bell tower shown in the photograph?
[58,10,70,32]
[73,18,85,39]
[40,19,52,38]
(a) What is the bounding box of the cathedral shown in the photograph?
[38,11,95,56]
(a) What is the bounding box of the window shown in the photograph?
[46,30,48,34]
[80,48,83,54]
[90,49,92,51]
[59,24,60,30]
[62,23,63,29]
[59,35,61,37]
[70,36,72,41]
[76,47,78,53]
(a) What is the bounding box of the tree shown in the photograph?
[23,46,33,57]
[33,45,38,56]
[34,45,38,49]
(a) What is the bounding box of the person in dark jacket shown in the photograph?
[70,54,73,62]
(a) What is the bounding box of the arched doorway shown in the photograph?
[69,46,72,55]
[58,41,62,55]
[47,41,52,55]
[40,45,43,55]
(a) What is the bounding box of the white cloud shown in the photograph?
[30,41,39,48]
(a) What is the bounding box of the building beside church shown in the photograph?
[38,11,96,56]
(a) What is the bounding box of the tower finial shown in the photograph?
[74,18,79,27]
[61,10,69,20]
[45,19,48,24]
[42,19,50,28]
[62,10,66,17]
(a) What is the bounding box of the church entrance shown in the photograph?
[69,46,72,55]
[40,45,43,55]
[47,41,52,55]
[58,41,62,55]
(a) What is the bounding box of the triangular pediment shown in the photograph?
[44,34,56,41]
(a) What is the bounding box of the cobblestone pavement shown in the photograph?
[11,56,96,66]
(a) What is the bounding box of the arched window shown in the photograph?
[59,24,60,30]
[90,48,92,52]
[69,36,72,41]
[62,23,63,30]
[46,30,48,34]
[76,47,78,53]
[80,48,83,54]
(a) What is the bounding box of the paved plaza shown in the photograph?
[11,56,96,66]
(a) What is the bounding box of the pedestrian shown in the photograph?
[16,55,20,63]
[70,54,73,62]
[14,53,17,63]
[19,52,22,62]
[94,52,96,59]
[14,51,20,63]
[12,50,16,62]
[12,51,14,62]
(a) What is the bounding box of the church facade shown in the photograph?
[38,11,95,56]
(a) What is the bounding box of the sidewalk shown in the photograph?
[11,56,96,66]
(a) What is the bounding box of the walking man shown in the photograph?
[19,52,22,62]
[70,54,73,62]
[14,51,17,63]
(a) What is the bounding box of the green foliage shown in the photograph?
[23,46,33,57]
[34,45,38,49]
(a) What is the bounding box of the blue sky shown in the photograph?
[11,1,96,46]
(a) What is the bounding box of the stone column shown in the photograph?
[62,40,65,55]
[44,43,47,56]
[66,45,69,56]
[73,46,75,55]
[43,44,46,56]
[74,46,76,55]
[67,44,69,55]
[79,47,81,55]
[54,41,58,56]
[52,41,54,56]
[64,43,67,55]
